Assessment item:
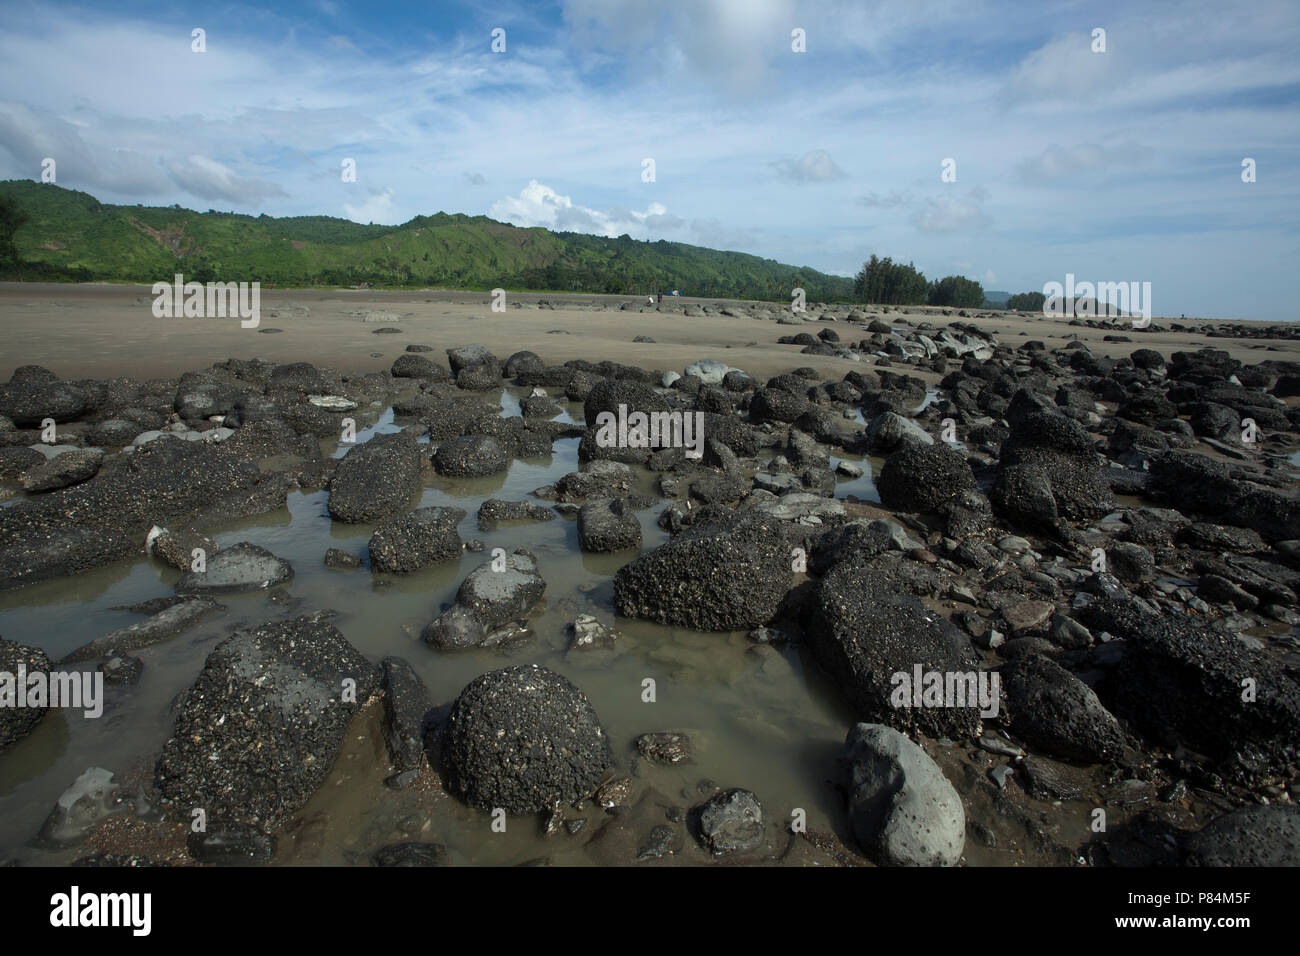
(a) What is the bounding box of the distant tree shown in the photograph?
[0,195,30,280]
[928,275,985,308]
[854,254,928,305]
[1006,291,1047,312]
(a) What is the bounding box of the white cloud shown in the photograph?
[1017,142,1154,183]
[912,193,990,233]
[344,187,396,224]
[563,0,799,92]
[858,190,910,209]
[771,149,846,183]
[0,101,169,193]
[488,180,682,237]
[165,155,285,206]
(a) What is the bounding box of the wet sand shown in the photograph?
[2,282,1296,384]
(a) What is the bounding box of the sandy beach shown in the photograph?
[3,282,1296,384]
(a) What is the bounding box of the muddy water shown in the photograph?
[0,386,1075,866]
[0,387,876,865]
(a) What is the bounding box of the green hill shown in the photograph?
[0,180,854,301]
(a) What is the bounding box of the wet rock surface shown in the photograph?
[61,597,223,663]
[613,515,793,630]
[327,432,423,523]
[423,550,546,649]
[173,542,293,593]
[693,788,764,856]
[842,723,965,867]
[19,448,104,492]
[807,564,982,739]
[577,497,642,552]
[380,656,433,784]
[368,506,465,573]
[441,664,611,814]
[0,637,52,751]
[155,614,380,826]
[2,322,1300,869]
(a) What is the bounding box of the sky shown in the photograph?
[0,0,1297,319]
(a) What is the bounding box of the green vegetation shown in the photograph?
[853,256,988,309]
[1006,291,1047,312]
[927,275,985,309]
[853,254,929,305]
[0,181,854,301]
[0,194,28,281]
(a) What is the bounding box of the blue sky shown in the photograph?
[1,0,1297,319]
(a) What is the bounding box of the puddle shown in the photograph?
[0,388,871,865]
[0,387,1088,866]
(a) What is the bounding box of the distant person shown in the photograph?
[647,294,654,306]
[657,293,662,304]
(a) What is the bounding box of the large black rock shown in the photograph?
[327,432,423,523]
[613,515,793,631]
[155,615,380,826]
[806,564,983,739]
[1079,599,1300,783]
[441,665,611,814]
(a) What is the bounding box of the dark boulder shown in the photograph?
[577,498,642,553]
[423,551,546,650]
[441,665,611,814]
[806,564,982,738]
[613,516,793,631]
[0,637,52,751]
[327,432,423,523]
[368,506,465,573]
[155,615,381,826]
[1000,653,1130,763]
[1078,599,1300,783]
[432,434,510,478]
[877,443,974,513]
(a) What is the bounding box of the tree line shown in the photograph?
[853,254,986,308]
[853,254,1050,312]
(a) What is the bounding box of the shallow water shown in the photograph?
[0,387,889,865]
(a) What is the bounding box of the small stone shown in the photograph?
[636,732,693,765]
[1002,599,1054,633]
[977,736,1024,758]
[570,614,618,650]
[989,765,1015,789]
[324,548,362,570]
[695,788,764,856]
[595,777,634,809]
[186,821,277,865]
[637,825,682,860]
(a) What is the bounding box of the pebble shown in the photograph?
[989,765,1015,790]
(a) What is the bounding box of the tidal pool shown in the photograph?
[0,386,904,865]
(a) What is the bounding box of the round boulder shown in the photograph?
[433,434,510,478]
[441,665,612,814]
[877,443,974,513]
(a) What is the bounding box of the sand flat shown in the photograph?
[1,282,1296,383]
